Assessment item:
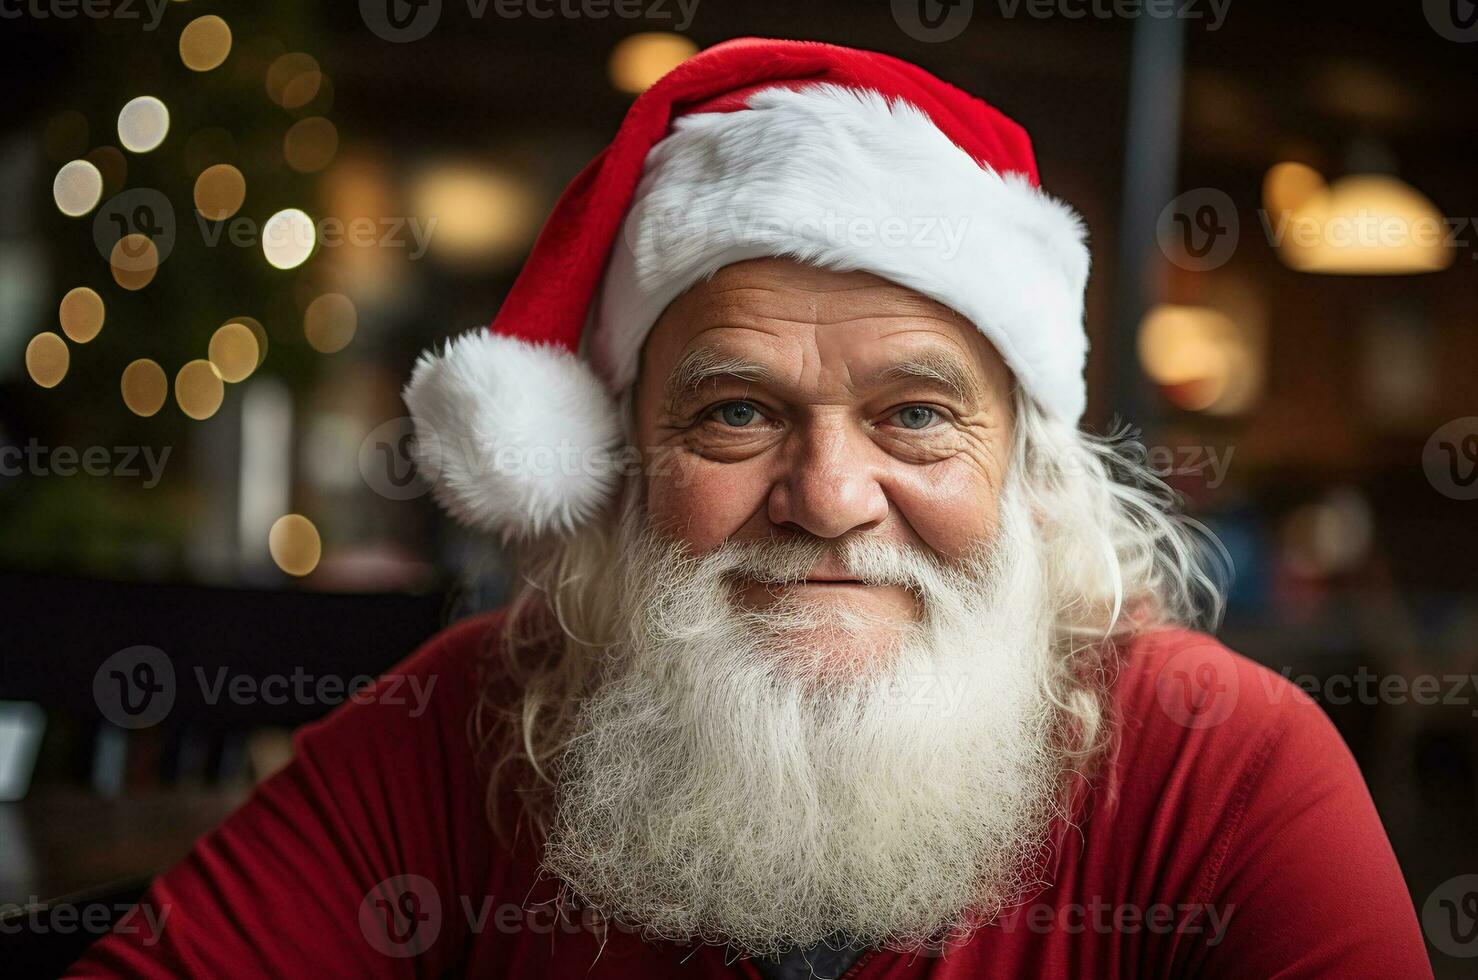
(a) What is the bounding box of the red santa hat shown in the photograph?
[403,38,1090,539]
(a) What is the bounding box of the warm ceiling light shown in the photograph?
[608,33,697,94]
[1138,303,1261,415]
[1262,161,1324,216]
[1267,166,1452,276]
[409,164,539,264]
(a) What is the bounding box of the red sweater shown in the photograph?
[69,614,1432,978]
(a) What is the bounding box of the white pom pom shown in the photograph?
[402,331,624,538]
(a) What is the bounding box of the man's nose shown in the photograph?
[766,424,888,539]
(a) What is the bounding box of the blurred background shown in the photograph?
[2,0,1476,972]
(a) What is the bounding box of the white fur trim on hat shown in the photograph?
[595,83,1091,423]
[401,331,623,538]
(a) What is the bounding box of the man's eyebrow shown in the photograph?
[664,347,777,407]
[864,350,983,403]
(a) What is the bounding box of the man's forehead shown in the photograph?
[639,258,1011,403]
[660,325,995,405]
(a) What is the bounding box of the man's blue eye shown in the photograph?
[895,405,938,430]
[716,402,758,427]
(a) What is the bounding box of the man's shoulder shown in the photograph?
[1114,626,1324,741]
[1104,627,1351,811]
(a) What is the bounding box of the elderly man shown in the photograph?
[72,39,1430,979]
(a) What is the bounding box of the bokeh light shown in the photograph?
[26,333,69,389]
[117,96,170,153]
[208,321,260,382]
[59,287,106,343]
[268,514,322,577]
[283,117,338,173]
[303,293,356,353]
[175,359,225,420]
[53,159,103,217]
[262,208,316,269]
[266,53,321,109]
[121,359,168,417]
[110,234,160,290]
[608,33,697,94]
[179,15,232,72]
[193,163,246,221]
[225,316,269,367]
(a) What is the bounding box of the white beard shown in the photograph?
[540,480,1066,958]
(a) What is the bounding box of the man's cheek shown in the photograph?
[887,467,1000,561]
[646,458,767,552]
